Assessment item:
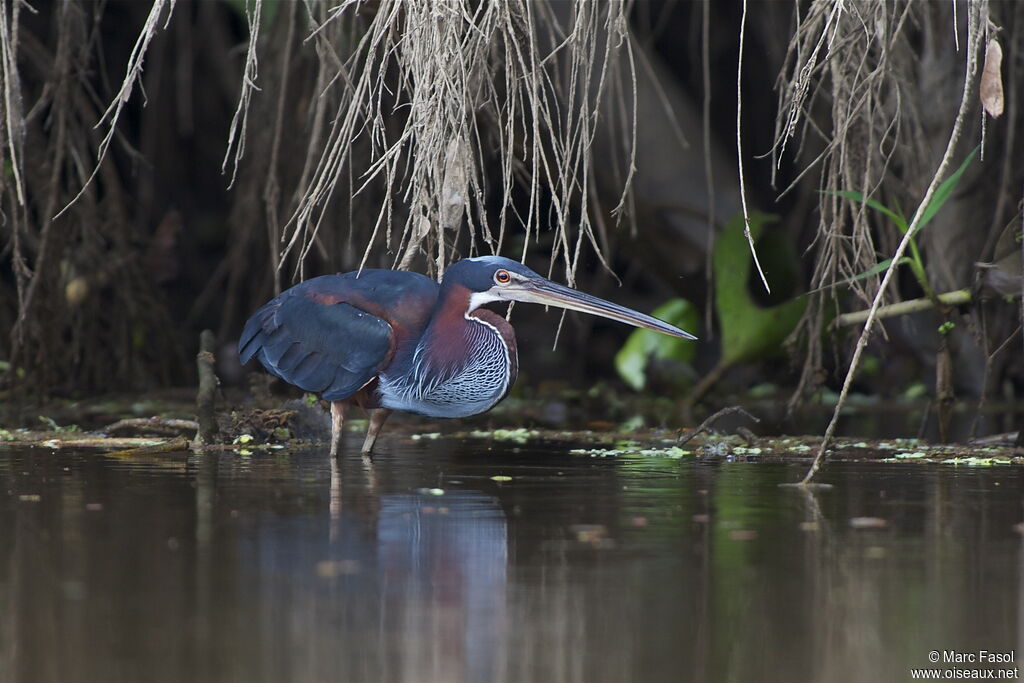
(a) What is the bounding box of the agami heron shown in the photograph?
[239,256,696,456]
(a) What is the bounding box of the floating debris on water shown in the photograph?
[879,454,1017,466]
[569,445,690,459]
[415,488,445,496]
[849,517,888,530]
[699,442,731,458]
[315,560,361,578]
[467,428,541,444]
[410,432,442,441]
[943,456,1013,466]
[570,524,613,548]
[778,482,834,490]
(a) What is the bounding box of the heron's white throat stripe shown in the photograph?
[468,289,505,312]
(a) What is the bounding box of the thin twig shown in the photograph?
[223,0,262,190]
[735,0,770,294]
[55,0,176,219]
[677,406,760,447]
[0,0,26,206]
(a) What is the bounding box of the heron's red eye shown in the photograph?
[494,269,511,284]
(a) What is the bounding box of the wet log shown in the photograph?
[104,417,199,436]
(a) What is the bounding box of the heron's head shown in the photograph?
[442,256,696,340]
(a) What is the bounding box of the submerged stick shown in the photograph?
[193,329,220,446]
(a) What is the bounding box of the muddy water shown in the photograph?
[1,438,1021,683]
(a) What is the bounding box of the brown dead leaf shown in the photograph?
[981,39,1004,118]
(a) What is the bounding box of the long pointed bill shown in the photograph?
[505,278,697,340]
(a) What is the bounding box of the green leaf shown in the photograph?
[714,214,807,367]
[811,257,913,293]
[846,257,906,283]
[824,190,906,230]
[614,298,698,390]
[902,382,928,401]
[911,146,978,235]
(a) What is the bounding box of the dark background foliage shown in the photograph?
[0,1,1020,427]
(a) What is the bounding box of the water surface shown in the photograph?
[1,438,1021,682]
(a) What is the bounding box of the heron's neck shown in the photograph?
[416,283,516,377]
[421,284,485,367]
[376,283,519,417]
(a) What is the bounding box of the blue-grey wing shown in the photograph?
[239,291,392,401]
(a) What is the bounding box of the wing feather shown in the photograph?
[240,293,392,400]
[239,270,438,402]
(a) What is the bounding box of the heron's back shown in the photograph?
[238,270,439,401]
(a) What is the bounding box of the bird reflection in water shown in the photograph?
[247,457,510,683]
